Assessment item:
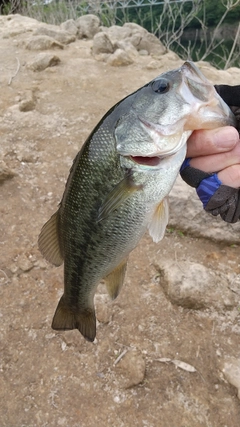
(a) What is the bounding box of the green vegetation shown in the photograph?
[113,0,240,32]
[197,0,240,26]
[1,1,240,69]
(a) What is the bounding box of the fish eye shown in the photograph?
[151,78,170,94]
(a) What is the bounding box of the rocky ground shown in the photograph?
[1,13,240,427]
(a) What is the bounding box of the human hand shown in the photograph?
[181,84,240,223]
[181,126,240,223]
[186,126,240,188]
[182,84,240,185]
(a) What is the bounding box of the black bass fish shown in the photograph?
[39,61,235,341]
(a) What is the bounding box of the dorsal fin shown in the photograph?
[38,211,63,266]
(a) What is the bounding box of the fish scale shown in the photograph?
[38,61,236,341]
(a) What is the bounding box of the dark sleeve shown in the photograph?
[215,85,240,132]
[215,85,240,107]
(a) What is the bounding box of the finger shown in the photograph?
[187,126,239,157]
[218,165,240,188]
[190,141,240,173]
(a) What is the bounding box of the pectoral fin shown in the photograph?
[38,211,63,266]
[97,173,143,222]
[104,258,128,300]
[52,295,96,342]
[148,198,169,243]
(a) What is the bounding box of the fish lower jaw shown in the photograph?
[129,155,162,167]
[129,140,188,167]
[129,150,184,167]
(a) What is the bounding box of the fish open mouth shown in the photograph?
[130,155,161,166]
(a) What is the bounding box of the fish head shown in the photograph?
[115,61,236,165]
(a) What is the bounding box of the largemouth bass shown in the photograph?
[39,61,236,342]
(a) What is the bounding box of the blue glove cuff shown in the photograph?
[196,174,222,208]
[180,158,191,171]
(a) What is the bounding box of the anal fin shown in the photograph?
[52,295,96,342]
[104,258,128,300]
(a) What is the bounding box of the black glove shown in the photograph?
[215,85,240,132]
[215,84,240,107]
[180,84,240,223]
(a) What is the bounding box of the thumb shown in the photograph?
[187,127,239,157]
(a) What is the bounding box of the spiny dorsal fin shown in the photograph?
[38,211,63,266]
[104,258,128,300]
[148,197,169,243]
[52,295,96,342]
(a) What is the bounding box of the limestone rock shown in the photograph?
[0,161,15,183]
[25,35,64,51]
[126,32,144,50]
[123,22,165,55]
[163,50,181,61]
[92,32,114,55]
[220,357,240,399]
[27,53,60,72]
[146,52,182,70]
[137,32,166,56]
[19,90,36,112]
[76,14,100,39]
[106,25,132,42]
[107,48,134,67]
[158,260,236,310]
[0,14,40,37]
[116,350,146,388]
[93,53,111,63]
[17,254,33,273]
[139,49,148,56]
[60,19,78,36]
[123,22,148,35]
[169,176,240,244]
[146,59,161,70]
[114,40,139,60]
[92,20,165,63]
[33,27,76,45]
[19,99,35,112]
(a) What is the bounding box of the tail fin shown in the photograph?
[51,295,96,342]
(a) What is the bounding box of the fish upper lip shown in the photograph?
[138,116,188,156]
[181,61,210,85]
[139,116,185,136]
[117,117,189,162]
